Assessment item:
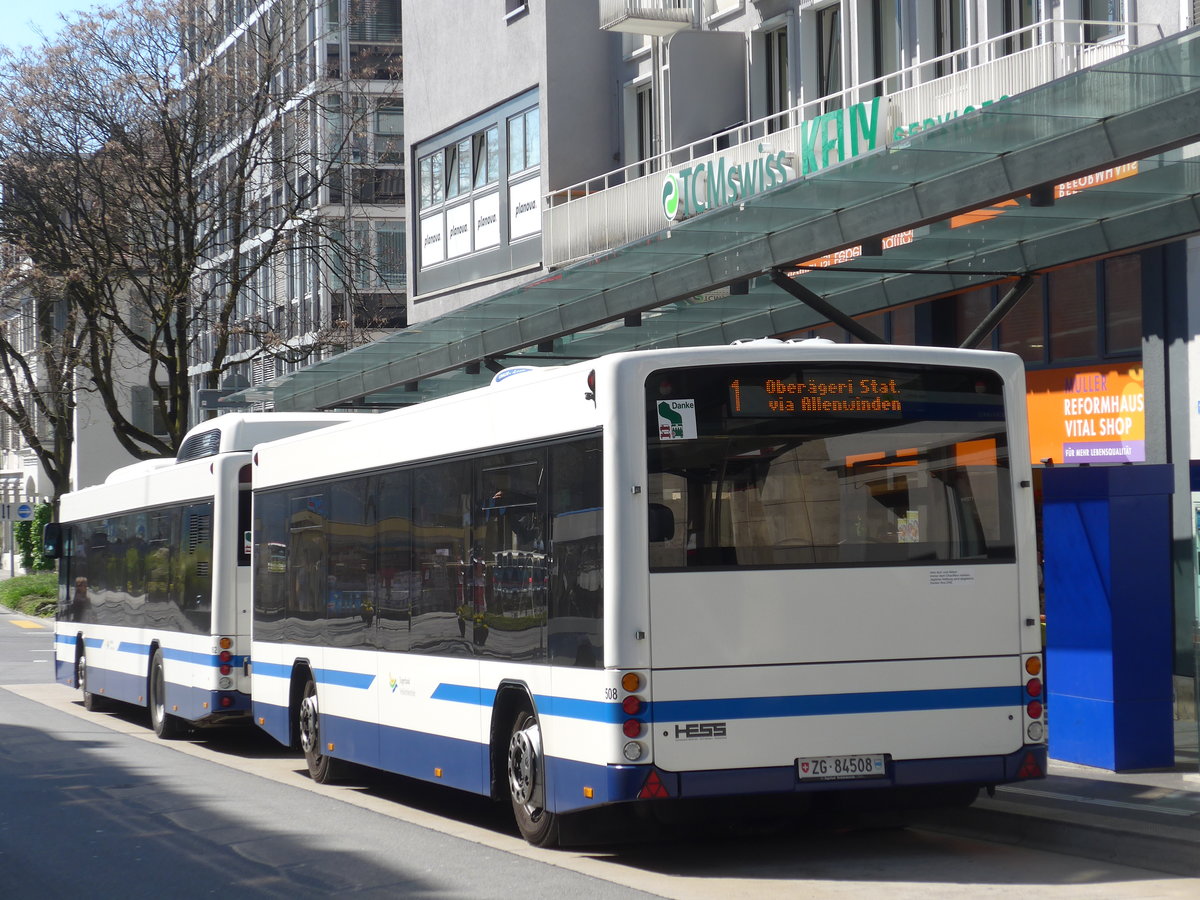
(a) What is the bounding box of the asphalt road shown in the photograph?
[2,608,1198,899]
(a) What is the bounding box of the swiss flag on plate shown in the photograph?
[799,761,810,774]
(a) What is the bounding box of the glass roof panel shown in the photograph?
[263,30,1200,411]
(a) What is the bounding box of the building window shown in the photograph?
[446,138,472,199]
[375,106,404,163]
[1084,0,1123,43]
[634,83,655,172]
[473,126,500,187]
[935,0,968,77]
[377,223,406,288]
[419,149,445,208]
[507,106,540,175]
[816,4,842,109]
[871,0,901,95]
[1003,0,1037,54]
[764,26,789,132]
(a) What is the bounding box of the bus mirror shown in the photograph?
[648,503,675,543]
[43,523,63,559]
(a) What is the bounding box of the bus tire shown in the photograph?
[298,675,343,784]
[507,708,559,847]
[77,647,108,712]
[149,649,183,739]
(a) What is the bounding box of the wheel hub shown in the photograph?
[299,693,319,754]
[508,723,540,808]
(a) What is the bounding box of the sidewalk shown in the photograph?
[915,718,1200,878]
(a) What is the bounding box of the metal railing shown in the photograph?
[545,19,1161,268]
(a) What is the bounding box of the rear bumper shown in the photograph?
[554,746,1046,814]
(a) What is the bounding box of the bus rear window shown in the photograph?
[646,362,1015,570]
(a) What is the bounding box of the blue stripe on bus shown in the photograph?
[252,661,292,679]
[65,638,244,670]
[428,685,617,723]
[430,683,1022,722]
[248,662,374,689]
[316,669,375,689]
[652,686,1022,721]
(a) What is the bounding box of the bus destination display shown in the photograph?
[730,374,903,416]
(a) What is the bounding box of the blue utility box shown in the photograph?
[1042,465,1174,771]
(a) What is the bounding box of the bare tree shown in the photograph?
[0,259,88,507]
[0,0,405,460]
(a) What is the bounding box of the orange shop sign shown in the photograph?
[1026,363,1145,465]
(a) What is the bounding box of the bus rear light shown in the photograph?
[1027,721,1045,742]
[622,719,642,738]
[218,695,233,708]
[621,672,642,693]
[219,637,233,650]
[1025,656,1042,676]
[1027,700,1043,719]
[219,665,232,676]
[623,741,644,761]
[1026,677,1042,698]
[219,651,233,663]
[622,696,642,715]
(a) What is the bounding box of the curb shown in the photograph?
[911,798,1200,878]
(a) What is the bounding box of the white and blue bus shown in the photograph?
[248,342,1046,845]
[49,413,358,738]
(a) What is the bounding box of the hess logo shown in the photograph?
[674,721,727,740]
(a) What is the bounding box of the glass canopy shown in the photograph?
[265,27,1200,410]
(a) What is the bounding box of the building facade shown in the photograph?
[188,0,407,409]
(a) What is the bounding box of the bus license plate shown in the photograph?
[797,754,886,781]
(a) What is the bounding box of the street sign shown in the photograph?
[1,502,34,521]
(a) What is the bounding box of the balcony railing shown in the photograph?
[545,19,1161,268]
[599,0,695,36]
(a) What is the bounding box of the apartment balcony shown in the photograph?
[599,0,695,37]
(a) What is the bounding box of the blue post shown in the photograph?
[1042,465,1175,771]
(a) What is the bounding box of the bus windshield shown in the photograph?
[646,362,1015,569]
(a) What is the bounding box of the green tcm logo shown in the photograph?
[662,174,682,221]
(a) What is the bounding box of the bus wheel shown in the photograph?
[77,649,107,712]
[149,649,183,739]
[507,708,559,847]
[298,676,343,784]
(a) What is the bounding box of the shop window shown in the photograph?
[1103,254,1141,354]
[954,287,995,347]
[1048,264,1098,362]
[998,277,1046,363]
[890,305,916,345]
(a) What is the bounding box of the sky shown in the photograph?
[0,1,118,53]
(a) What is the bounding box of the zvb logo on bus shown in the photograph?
[674,721,727,740]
